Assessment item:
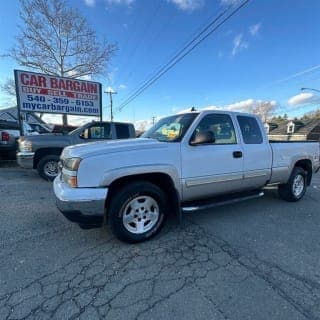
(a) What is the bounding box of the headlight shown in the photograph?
[63,157,81,171]
[19,140,32,152]
[61,157,82,188]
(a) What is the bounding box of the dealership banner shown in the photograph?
[14,70,102,117]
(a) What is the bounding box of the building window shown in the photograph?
[287,121,295,134]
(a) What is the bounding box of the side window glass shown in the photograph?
[115,124,130,139]
[82,124,111,139]
[192,114,237,144]
[237,116,263,144]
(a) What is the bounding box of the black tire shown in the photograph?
[278,167,307,202]
[37,155,60,181]
[108,181,167,243]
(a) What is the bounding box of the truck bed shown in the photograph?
[269,140,320,184]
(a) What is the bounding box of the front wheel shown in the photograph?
[37,155,60,181]
[108,181,167,243]
[278,167,307,202]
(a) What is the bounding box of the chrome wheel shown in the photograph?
[292,174,305,197]
[122,196,159,234]
[44,161,59,178]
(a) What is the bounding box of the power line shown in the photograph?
[122,4,227,98]
[117,0,251,112]
[117,4,232,111]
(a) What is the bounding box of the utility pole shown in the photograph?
[104,89,117,122]
[152,116,156,125]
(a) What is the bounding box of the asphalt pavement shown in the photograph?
[0,166,319,320]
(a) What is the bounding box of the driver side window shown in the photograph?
[81,124,111,139]
[192,114,237,144]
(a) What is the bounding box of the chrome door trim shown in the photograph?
[185,173,243,188]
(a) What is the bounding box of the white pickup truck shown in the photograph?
[54,110,320,243]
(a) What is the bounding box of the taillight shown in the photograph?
[1,131,9,142]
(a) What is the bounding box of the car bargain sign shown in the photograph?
[14,70,102,117]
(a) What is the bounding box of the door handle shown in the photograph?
[233,151,242,158]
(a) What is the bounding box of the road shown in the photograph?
[0,167,320,320]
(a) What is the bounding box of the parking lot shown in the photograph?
[0,166,320,320]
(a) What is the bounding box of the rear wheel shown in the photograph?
[108,181,167,243]
[278,167,307,202]
[37,155,60,181]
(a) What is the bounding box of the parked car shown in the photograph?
[0,121,19,159]
[0,120,36,159]
[53,110,320,243]
[17,121,136,180]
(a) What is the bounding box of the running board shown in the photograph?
[182,190,264,212]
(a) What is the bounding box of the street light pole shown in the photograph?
[104,89,117,122]
[301,87,320,94]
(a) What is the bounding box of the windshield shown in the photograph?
[142,113,199,142]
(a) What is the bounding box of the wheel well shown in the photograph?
[105,173,180,221]
[294,159,312,185]
[33,148,63,169]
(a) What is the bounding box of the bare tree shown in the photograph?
[1,79,16,97]
[252,101,276,123]
[11,0,116,78]
[6,0,116,123]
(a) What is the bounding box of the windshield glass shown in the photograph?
[142,113,199,142]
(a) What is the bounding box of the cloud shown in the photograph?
[167,0,204,11]
[249,22,261,36]
[175,99,277,114]
[105,86,116,93]
[106,0,134,6]
[232,33,248,56]
[119,84,127,90]
[84,0,95,6]
[224,99,277,112]
[288,93,320,106]
[176,107,197,114]
[64,70,92,80]
[225,99,256,111]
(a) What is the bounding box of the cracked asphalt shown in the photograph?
[0,167,320,320]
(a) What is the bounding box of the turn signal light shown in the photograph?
[69,176,78,188]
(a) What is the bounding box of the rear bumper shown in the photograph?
[53,175,108,229]
[17,152,34,169]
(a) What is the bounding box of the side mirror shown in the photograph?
[190,130,215,146]
[79,131,85,139]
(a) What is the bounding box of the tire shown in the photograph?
[37,155,60,181]
[278,167,307,202]
[108,181,167,243]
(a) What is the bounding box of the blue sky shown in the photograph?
[1,0,320,126]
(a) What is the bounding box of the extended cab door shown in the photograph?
[181,113,244,201]
[236,115,272,189]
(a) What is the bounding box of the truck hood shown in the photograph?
[21,133,72,143]
[62,138,168,159]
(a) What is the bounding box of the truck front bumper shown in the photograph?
[53,175,108,229]
[17,152,34,169]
